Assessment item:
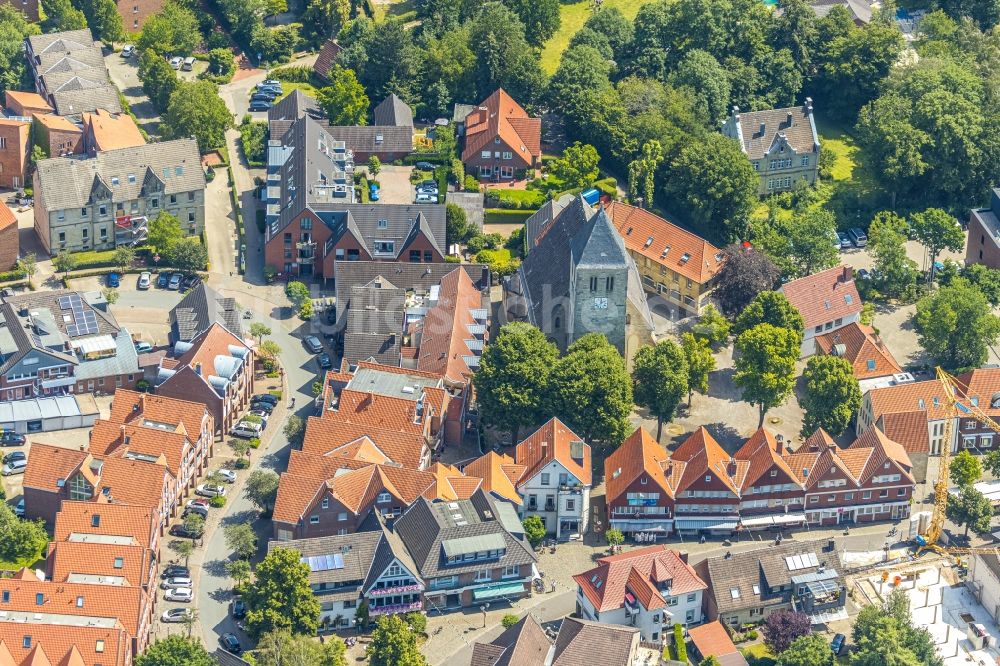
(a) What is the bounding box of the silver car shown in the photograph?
[1,459,26,476]
[161,576,193,590]
[138,272,151,289]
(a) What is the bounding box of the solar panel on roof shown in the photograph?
[302,553,345,572]
[57,296,73,310]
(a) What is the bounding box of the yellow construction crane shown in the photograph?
[916,367,1000,556]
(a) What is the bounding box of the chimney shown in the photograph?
[678,551,689,564]
[842,266,851,283]
[541,441,548,459]
[786,111,793,125]
[195,362,202,375]
[759,122,765,136]
[805,97,813,115]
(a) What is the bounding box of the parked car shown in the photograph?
[1,459,26,476]
[231,598,247,619]
[249,401,273,416]
[13,498,24,518]
[161,565,190,579]
[369,183,380,201]
[182,274,201,290]
[831,633,846,655]
[220,633,242,654]
[168,56,182,69]
[196,483,227,498]
[848,227,867,247]
[3,451,25,465]
[157,272,169,288]
[837,231,852,249]
[318,353,332,369]
[106,272,120,288]
[216,468,237,483]
[161,576,193,590]
[231,422,262,439]
[415,193,437,203]
[169,524,202,539]
[161,608,193,623]
[121,45,135,57]
[164,588,193,602]
[252,394,279,407]
[249,100,272,112]
[303,335,323,354]
[134,341,153,353]
[168,273,183,290]
[183,501,208,518]
[261,79,281,87]
[138,272,151,289]
[414,161,435,170]
[856,268,871,281]
[416,182,438,194]
[0,432,25,446]
[251,91,277,102]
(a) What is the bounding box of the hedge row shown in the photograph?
[673,624,687,662]
[485,209,533,224]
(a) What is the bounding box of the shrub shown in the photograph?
[268,65,313,82]
[486,189,545,210]
[673,624,687,662]
[248,437,261,449]
[242,413,263,424]
[298,300,314,320]
[501,614,519,628]
[209,495,226,508]
[233,457,250,469]
[404,611,426,635]
[464,175,480,192]
[484,209,533,224]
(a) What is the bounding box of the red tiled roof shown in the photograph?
[425,462,481,501]
[734,428,799,490]
[82,109,145,152]
[94,457,170,511]
[672,427,748,495]
[605,427,673,504]
[334,390,428,438]
[780,265,862,330]
[22,444,88,493]
[688,621,744,663]
[301,417,428,470]
[108,389,211,442]
[0,624,129,666]
[816,322,902,380]
[463,451,524,505]
[176,322,251,380]
[606,202,724,284]
[272,473,325,525]
[0,203,15,232]
[461,88,540,163]
[515,418,592,487]
[52,502,157,548]
[877,411,929,455]
[573,545,706,613]
[313,39,343,81]
[47,541,153,588]
[415,268,484,384]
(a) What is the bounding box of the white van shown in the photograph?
[181,57,195,71]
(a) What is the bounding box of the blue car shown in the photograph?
[106,272,120,287]
[369,183,380,201]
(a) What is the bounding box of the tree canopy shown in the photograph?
[732,291,805,343]
[914,277,1000,372]
[162,80,234,152]
[135,636,215,666]
[950,450,983,487]
[318,65,370,125]
[137,2,202,56]
[244,547,321,638]
[632,339,688,441]
[366,615,427,666]
[800,355,862,437]
[734,323,800,427]
[713,245,781,317]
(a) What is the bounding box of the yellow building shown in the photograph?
[606,202,724,319]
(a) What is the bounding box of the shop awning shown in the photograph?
[772,513,807,525]
[739,516,776,527]
[472,583,527,601]
[674,518,738,531]
[740,514,807,527]
[610,520,671,532]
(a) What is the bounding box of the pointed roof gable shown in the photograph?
[470,614,551,666]
[460,88,540,163]
[672,427,747,495]
[779,265,861,330]
[515,418,592,487]
[605,427,673,504]
[573,545,707,613]
[463,451,524,505]
[571,207,629,269]
[815,322,902,379]
[734,428,799,490]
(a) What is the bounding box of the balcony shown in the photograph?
[369,600,423,616]
[544,503,556,512]
[368,583,424,597]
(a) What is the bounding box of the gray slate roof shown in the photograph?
[73,328,139,380]
[807,0,872,22]
[35,139,204,213]
[391,489,536,580]
[373,94,413,128]
[267,531,382,588]
[552,618,638,666]
[170,284,244,342]
[313,203,448,262]
[343,282,404,365]
[471,615,551,666]
[27,29,120,116]
[723,103,820,161]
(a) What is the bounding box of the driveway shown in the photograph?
[374,165,415,204]
[104,51,161,136]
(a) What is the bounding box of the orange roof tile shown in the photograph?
[0,629,131,666]
[94,457,170,511]
[425,462,480,501]
[780,265,861,330]
[272,473,325,525]
[0,577,146,636]
[606,202,724,284]
[82,109,145,152]
[22,444,88,493]
[877,411,929,455]
[866,379,949,422]
[848,426,914,482]
[176,322,251,380]
[5,90,52,113]
[734,428,799,490]
[515,418,592,487]
[687,621,741,661]
[672,427,747,495]
[53,502,157,548]
[285,449,372,480]
[33,114,81,133]
[816,322,902,379]
[301,417,428,470]
[334,390,428,438]
[47,541,153,588]
[954,368,1000,416]
[573,545,706,613]
[0,204,15,232]
[461,88,540,163]
[463,451,524,505]
[108,389,212,442]
[605,427,673,504]
[415,268,484,384]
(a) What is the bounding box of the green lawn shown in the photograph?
[540,0,653,74]
[817,118,858,182]
[741,643,777,666]
[279,81,320,101]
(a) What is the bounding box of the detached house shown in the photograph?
[514,418,592,540]
[721,99,820,196]
[457,88,540,181]
[574,545,707,643]
[816,322,904,393]
[779,266,862,357]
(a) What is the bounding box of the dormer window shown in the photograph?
[377,492,391,503]
[111,176,119,186]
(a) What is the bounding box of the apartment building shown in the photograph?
[25,30,121,118]
[779,266,862,357]
[967,188,1000,269]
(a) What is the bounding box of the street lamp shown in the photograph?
[481,603,490,628]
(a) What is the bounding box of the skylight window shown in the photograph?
[730,587,740,599]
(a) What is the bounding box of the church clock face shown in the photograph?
[593,297,608,310]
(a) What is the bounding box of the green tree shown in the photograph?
[367,615,427,666]
[758,209,839,278]
[961,264,1000,306]
[182,512,205,537]
[138,49,179,112]
[501,0,560,46]
[285,281,311,305]
[985,450,1000,478]
[169,538,194,566]
[950,450,983,487]
[606,527,624,547]
[522,514,546,547]
[300,0,350,46]
[814,21,903,121]
[681,332,715,407]
[244,469,280,515]
[713,244,781,317]
[244,547,321,639]
[734,323,800,428]
[474,323,559,444]
[445,203,471,247]
[135,636,215,666]
[250,322,272,343]
[225,558,251,588]
[852,589,942,666]
[81,0,125,43]
[255,629,347,666]
[669,49,731,125]
[0,7,40,96]
[947,484,993,536]
[206,48,236,81]
[16,253,36,281]
[732,291,804,343]
[855,94,929,208]
[147,211,184,254]
[113,245,136,273]
[699,658,723,666]
[367,155,381,178]
[550,142,600,190]
[548,334,633,446]
[911,208,965,282]
[868,211,919,300]
[318,65,370,125]
[164,238,208,273]
[627,140,663,207]
[665,134,759,245]
[224,523,258,559]
[284,414,305,447]
[776,633,834,666]
[101,287,120,305]
[800,355,861,437]
[41,0,87,32]
[53,250,77,277]
[692,304,732,346]
[162,80,234,152]
[137,2,202,56]
[501,614,519,629]
[914,278,1000,371]
[632,339,688,442]
[0,504,46,563]
[468,3,545,103]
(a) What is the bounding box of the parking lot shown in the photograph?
[373,165,416,204]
